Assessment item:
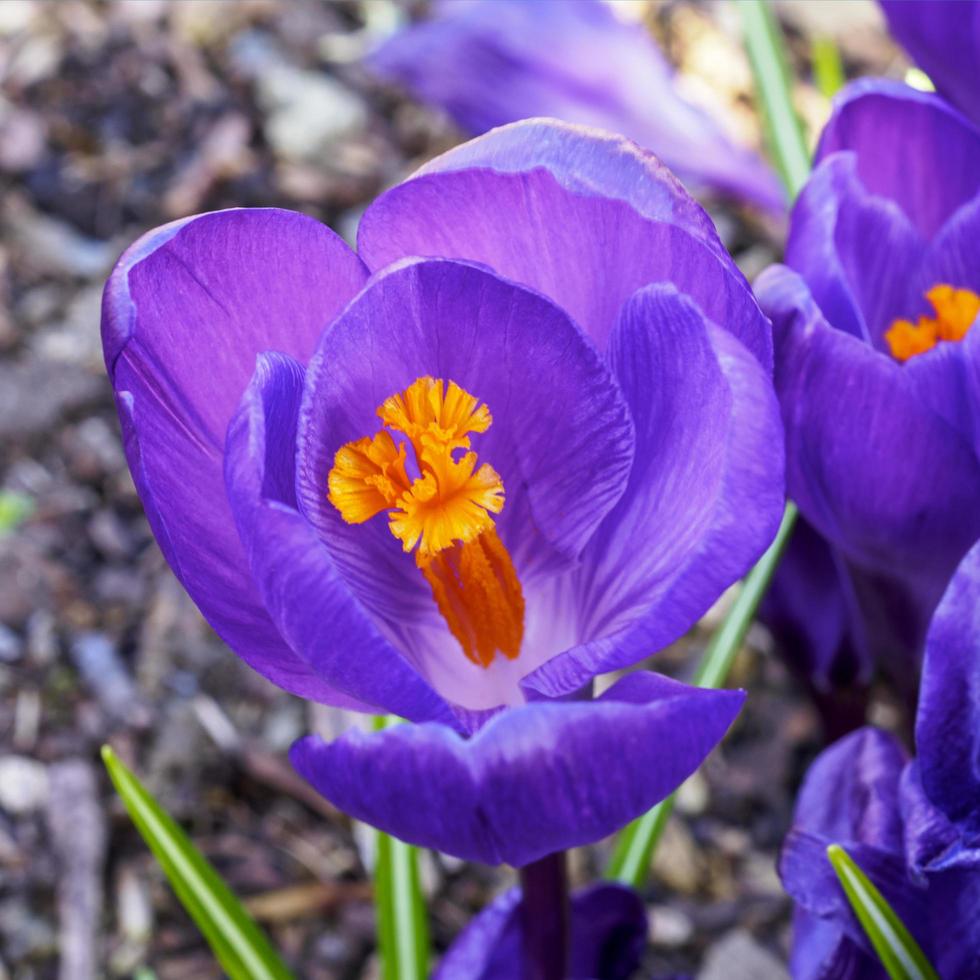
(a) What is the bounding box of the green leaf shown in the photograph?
[372,716,430,980]
[826,844,939,980]
[738,0,811,200]
[606,505,798,886]
[101,746,295,980]
[811,36,846,100]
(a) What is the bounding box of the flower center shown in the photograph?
[885,284,979,362]
[327,376,525,668]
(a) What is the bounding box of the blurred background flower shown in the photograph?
[366,0,784,211]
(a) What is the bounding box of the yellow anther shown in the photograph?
[327,377,523,667]
[885,284,979,362]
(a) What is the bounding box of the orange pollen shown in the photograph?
[885,284,980,363]
[326,377,525,668]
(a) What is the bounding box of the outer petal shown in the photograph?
[358,120,772,367]
[295,257,634,713]
[290,671,744,867]
[434,883,646,980]
[520,284,784,698]
[916,539,980,836]
[785,152,925,347]
[880,0,980,126]
[760,518,872,692]
[779,729,929,958]
[759,265,980,627]
[815,79,980,238]
[367,0,783,210]
[224,353,456,725]
[102,209,369,700]
[905,197,980,455]
[789,909,883,980]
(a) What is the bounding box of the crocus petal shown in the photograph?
[367,0,783,211]
[879,0,980,126]
[295,257,634,713]
[102,209,369,700]
[521,284,784,698]
[434,882,646,980]
[224,352,456,726]
[760,518,872,692]
[785,152,925,347]
[915,539,980,835]
[290,671,744,867]
[358,120,772,368]
[900,763,975,876]
[759,265,980,606]
[789,908,883,980]
[815,79,980,238]
[779,728,930,957]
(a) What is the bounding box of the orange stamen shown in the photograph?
[885,284,980,363]
[327,377,524,667]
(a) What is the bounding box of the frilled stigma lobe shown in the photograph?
[328,377,525,667]
[885,284,980,362]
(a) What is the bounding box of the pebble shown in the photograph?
[259,65,367,163]
[698,929,789,980]
[649,905,694,947]
[0,625,22,663]
[0,756,49,815]
[69,632,140,723]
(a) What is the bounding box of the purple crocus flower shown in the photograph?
[367,0,784,212]
[756,79,980,698]
[779,538,980,979]
[880,0,980,126]
[102,119,784,866]
[435,882,646,979]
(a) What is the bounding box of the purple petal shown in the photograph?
[902,197,980,455]
[879,0,980,126]
[434,882,645,980]
[759,265,980,606]
[789,908,883,980]
[900,763,974,876]
[760,518,872,692]
[290,671,744,866]
[916,539,980,834]
[367,1,783,211]
[358,121,772,368]
[224,352,456,725]
[786,152,925,347]
[779,729,930,956]
[102,209,369,700]
[815,79,980,238]
[521,284,784,698]
[294,257,634,713]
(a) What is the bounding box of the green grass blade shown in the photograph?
[372,716,430,980]
[606,505,798,886]
[827,845,939,980]
[811,36,846,100]
[101,746,295,980]
[0,491,34,534]
[738,0,811,199]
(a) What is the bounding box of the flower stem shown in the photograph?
[519,851,570,980]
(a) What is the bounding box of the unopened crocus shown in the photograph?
[757,80,980,698]
[102,119,784,868]
[780,538,980,980]
[435,882,646,979]
[367,0,783,211]
[879,0,980,126]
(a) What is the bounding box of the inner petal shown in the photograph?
[327,375,525,668]
[885,283,980,362]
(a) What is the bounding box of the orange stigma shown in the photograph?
[885,284,980,363]
[327,377,525,668]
